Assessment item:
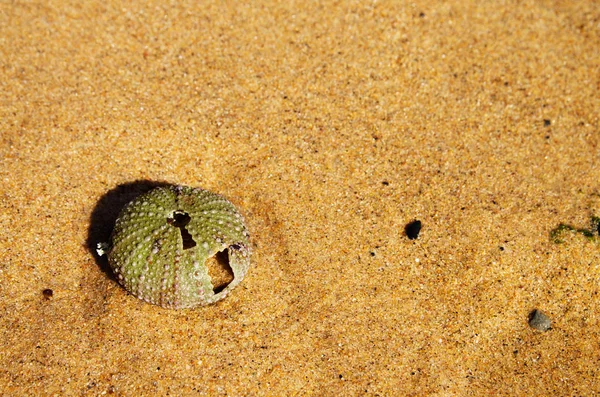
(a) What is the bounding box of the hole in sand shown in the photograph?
[167,211,196,250]
[205,249,234,294]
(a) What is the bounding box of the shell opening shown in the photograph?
[167,210,196,250]
[205,249,234,294]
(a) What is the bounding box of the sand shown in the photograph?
[1,0,599,395]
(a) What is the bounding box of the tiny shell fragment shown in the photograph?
[107,185,251,309]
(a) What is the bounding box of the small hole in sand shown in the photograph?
[205,249,234,293]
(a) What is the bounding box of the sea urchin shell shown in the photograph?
[105,185,251,309]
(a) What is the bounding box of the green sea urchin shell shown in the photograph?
[106,185,251,309]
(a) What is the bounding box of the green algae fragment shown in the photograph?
[550,216,600,244]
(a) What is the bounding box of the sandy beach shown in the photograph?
[1,1,599,395]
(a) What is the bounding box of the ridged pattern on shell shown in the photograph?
[108,185,251,309]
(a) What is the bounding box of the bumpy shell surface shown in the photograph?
[107,185,251,309]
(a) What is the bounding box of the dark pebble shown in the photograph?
[405,220,422,240]
[528,309,552,331]
[42,289,53,298]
